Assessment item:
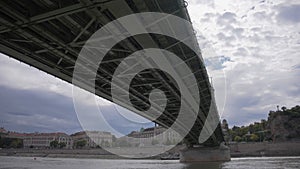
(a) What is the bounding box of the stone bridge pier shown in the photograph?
[179,143,231,163]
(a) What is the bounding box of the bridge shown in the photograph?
[0,0,230,162]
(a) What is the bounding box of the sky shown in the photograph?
[0,0,299,135]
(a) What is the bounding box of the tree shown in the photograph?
[0,136,2,148]
[232,126,240,131]
[50,140,59,148]
[281,106,287,112]
[261,119,267,130]
[10,139,23,148]
[75,140,87,148]
[58,142,66,149]
[140,127,144,132]
[249,124,254,133]
[250,134,259,142]
[234,136,242,142]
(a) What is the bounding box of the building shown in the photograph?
[71,131,113,148]
[118,126,182,147]
[0,127,8,138]
[7,132,72,149]
[0,127,8,134]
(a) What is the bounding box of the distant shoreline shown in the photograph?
[0,147,171,160]
[0,148,119,159]
[1,142,300,159]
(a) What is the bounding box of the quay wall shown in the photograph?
[229,142,300,157]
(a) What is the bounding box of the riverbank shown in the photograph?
[0,148,121,159]
[0,145,184,159]
[1,142,300,159]
[229,141,300,157]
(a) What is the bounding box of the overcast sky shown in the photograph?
[0,0,299,135]
[188,0,300,125]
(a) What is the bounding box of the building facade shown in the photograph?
[71,131,113,148]
[7,132,72,149]
[119,126,182,147]
[0,127,7,134]
[2,128,114,149]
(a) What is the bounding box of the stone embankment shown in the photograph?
[0,148,119,159]
[229,142,300,157]
[0,145,185,159]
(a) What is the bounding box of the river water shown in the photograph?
[0,156,299,169]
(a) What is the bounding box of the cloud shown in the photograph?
[0,53,152,135]
[217,12,237,26]
[205,56,232,70]
[277,4,300,24]
[0,0,299,135]
[0,85,81,134]
[188,0,215,7]
[0,53,113,107]
[0,83,151,136]
[188,0,300,126]
[0,54,71,96]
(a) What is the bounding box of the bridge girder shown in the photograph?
[0,0,224,146]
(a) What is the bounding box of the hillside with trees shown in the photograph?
[268,105,300,142]
[227,105,300,143]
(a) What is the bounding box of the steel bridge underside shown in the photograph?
[0,0,224,146]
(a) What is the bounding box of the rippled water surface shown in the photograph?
[0,156,299,169]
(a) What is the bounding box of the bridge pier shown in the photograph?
[179,144,231,163]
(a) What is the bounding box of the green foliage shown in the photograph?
[0,137,23,148]
[58,142,66,148]
[140,128,144,132]
[281,106,287,111]
[228,105,300,142]
[229,124,265,142]
[250,134,259,142]
[75,140,87,148]
[234,136,242,142]
[10,139,23,148]
[272,105,300,117]
[50,140,59,148]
